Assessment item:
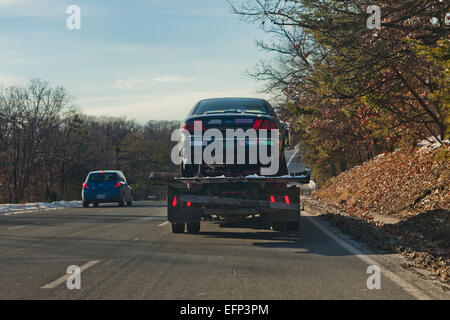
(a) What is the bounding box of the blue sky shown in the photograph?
[0,0,273,121]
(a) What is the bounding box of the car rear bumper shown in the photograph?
[82,189,122,202]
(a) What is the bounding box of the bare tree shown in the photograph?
[0,79,73,202]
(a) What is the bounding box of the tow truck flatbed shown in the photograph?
[149,171,310,233]
[149,172,310,185]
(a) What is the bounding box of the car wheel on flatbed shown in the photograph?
[93,201,99,207]
[172,222,185,233]
[277,151,289,176]
[83,201,89,208]
[181,163,199,177]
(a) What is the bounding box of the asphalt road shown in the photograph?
[0,201,447,300]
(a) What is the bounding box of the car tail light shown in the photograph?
[284,195,290,204]
[260,120,277,130]
[253,119,276,130]
[253,119,262,129]
[113,182,121,188]
[83,183,89,189]
[270,195,276,203]
[172,195,178,207]
[183,120,205,133]
[186,201,191,207]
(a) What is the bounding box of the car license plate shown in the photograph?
[96,194,105,199]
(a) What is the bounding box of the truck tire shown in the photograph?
[93,201,99,207]
[83,201,89,208]
[187,222,200,233]
[172,222,185,233]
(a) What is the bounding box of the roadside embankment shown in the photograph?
[303,143,449,285]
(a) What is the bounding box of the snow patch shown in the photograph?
[0,200,82,215]
[417,136,450,150]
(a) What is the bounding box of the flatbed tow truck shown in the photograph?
[149,172,310,233]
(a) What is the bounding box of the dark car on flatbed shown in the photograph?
[178,97,289,177]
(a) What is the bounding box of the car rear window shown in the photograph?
[194,99,269,115]
[88,173,118,183]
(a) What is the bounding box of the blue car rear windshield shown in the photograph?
[88,173,118,183]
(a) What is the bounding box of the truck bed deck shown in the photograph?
[149,172,310,185]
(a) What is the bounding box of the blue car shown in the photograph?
[82,170,133,207]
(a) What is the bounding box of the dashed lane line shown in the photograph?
[41,260,100,289]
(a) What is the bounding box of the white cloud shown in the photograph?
[77,89,270,122]
[111,75,197,90]
[111,79,153,90]
[0,0,65,17]
[152,75,196,83]
[82,86,96,92]
[0,0,22,6]
[0,74,26,87]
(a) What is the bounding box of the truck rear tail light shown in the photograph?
[270,195,276,203]
[284,195,290,204]
[186,201,191,207]
[172,196,178,207]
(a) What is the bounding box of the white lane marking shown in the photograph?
[158,221,169,227]
[8,225,28,230]
[41,260,100,289]
[302,212,431,300]
[135,216,166,223]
